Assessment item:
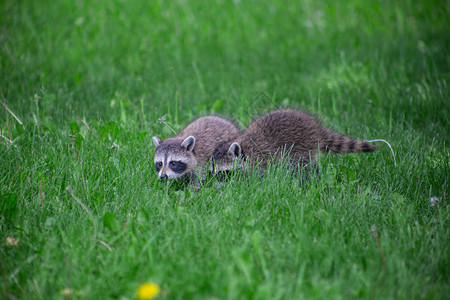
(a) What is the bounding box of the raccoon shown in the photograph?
[211,109,375,173]
[153,116,240,180]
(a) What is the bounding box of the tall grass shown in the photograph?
[1,0,448,299]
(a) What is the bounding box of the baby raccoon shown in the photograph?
[211,109,375,173]
[153,116,239,180]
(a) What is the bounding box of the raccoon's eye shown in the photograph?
[169,161,187,173]
[155,161,163,172]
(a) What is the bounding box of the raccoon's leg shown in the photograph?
[187,174,202,191]
[258,166,266,176]
[187,168,207,191]
[291,156,309,170]
[291,157,315,180]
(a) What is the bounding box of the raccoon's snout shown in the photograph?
[160,174,168,180]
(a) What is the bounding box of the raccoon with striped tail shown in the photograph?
[210,109,376,174]
[153,115,240,183]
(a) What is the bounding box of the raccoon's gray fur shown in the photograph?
[153,116,240,180]
[211,109,375,172]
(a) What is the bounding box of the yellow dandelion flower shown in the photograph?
[137,282,160,300]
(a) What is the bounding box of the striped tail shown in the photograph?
[320,130,376,153]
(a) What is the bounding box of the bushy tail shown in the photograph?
[320,130,375,153]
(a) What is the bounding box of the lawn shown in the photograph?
[1,0,449,299]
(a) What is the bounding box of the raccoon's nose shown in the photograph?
[160,174,168,180]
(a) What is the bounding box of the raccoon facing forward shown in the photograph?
[211,109,375,172]
[153,116,240,180]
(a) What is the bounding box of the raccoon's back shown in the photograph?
[178,116,240,164]
[239,109,323,157]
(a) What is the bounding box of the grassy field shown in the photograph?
[1,0,449,299]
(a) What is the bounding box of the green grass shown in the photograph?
[1,0,449,299]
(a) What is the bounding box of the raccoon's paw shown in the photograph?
[188,182,202,192]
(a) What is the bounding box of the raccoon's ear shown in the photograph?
[152,136,162,147]
[181,136,196,152]
[228,142,241,159]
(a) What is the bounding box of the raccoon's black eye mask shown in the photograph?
[169,161,187,173]
[155,161,163,172]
